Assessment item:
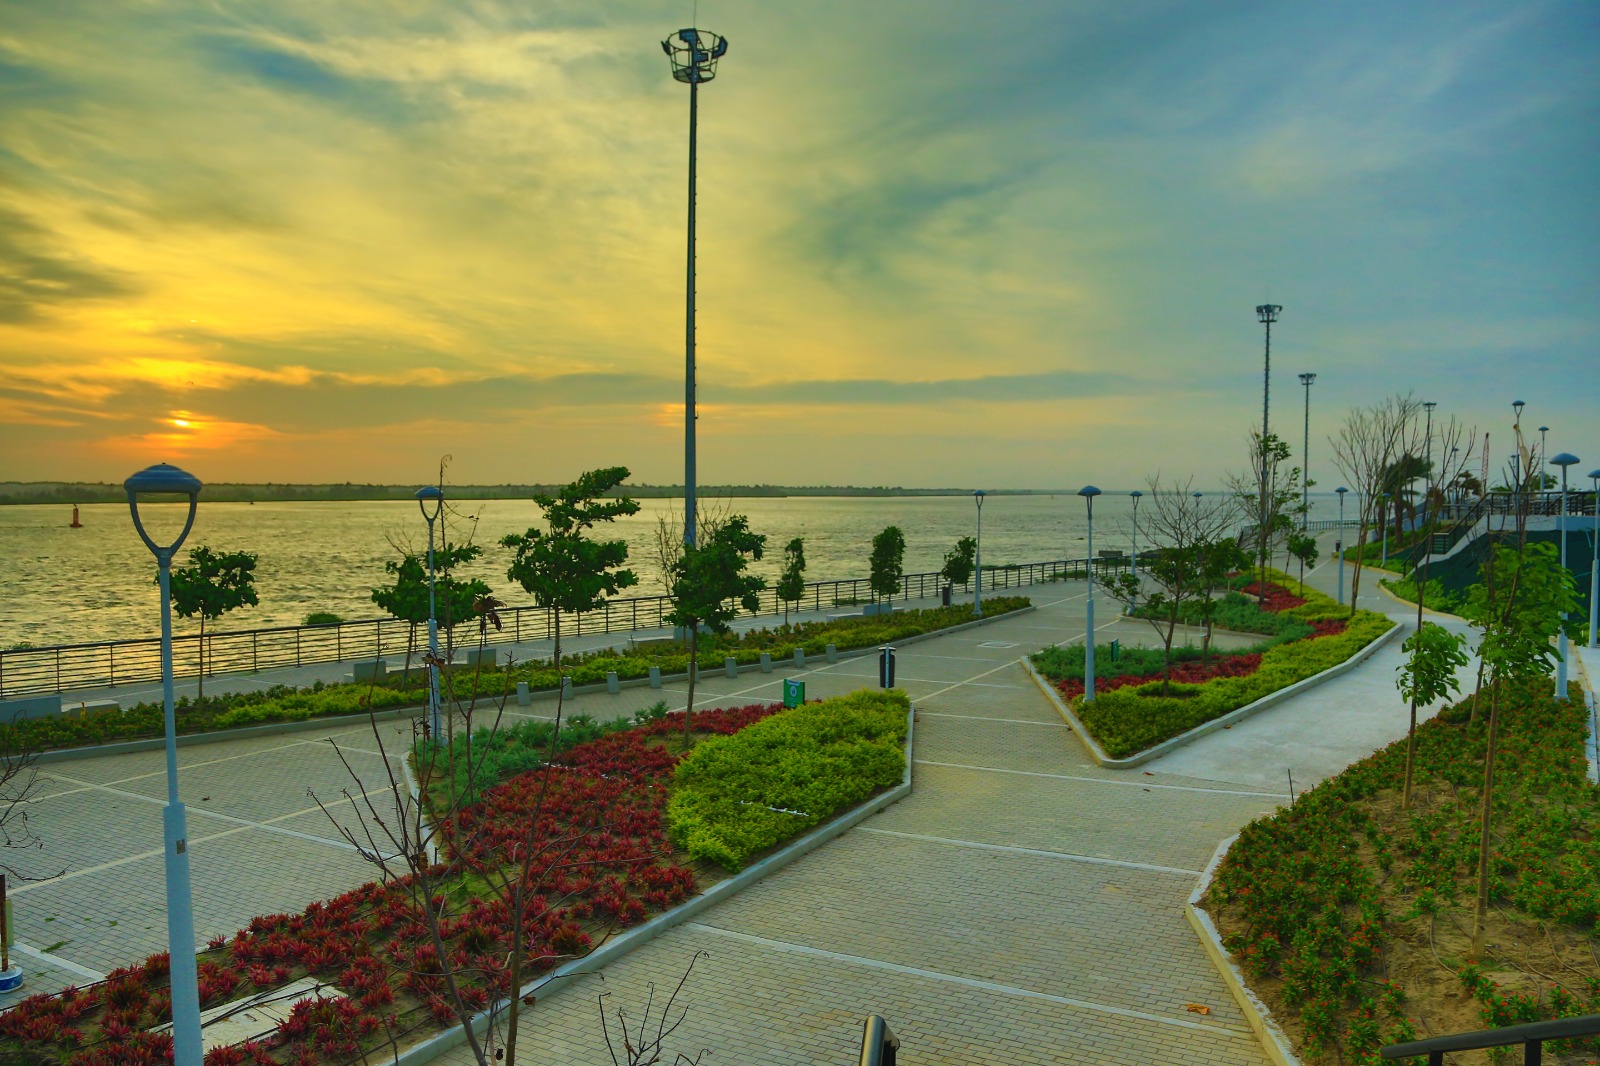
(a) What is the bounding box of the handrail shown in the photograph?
[858,1015,899,1066]
[0,555,1134,698]
[1381,1012,1600,1063]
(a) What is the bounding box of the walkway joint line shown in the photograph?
[856,828,1203,876]
[914,760,1291,799]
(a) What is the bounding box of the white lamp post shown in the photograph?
[1079,486,1102,701]
[1130,490,1143,578]
[1298,372,1316,528]
[973,489,986,617]
[416,485,444,740]
[125,463,205,1066]
[1336,487,1349,606]
[1551,452,1579,700]
[1380,493,1390,568]
[1588,469,1599,649]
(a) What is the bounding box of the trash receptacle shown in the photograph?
[940,584,952,607]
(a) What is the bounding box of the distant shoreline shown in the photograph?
[0,482,1073,505]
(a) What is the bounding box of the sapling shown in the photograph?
[1393,621,1468,809]
[166,546,258,699]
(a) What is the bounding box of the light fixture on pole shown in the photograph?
[973,490,986,618]
[1079,485,1102,701]
[1255,305,1282,593]
[1539,426,1550,470]
[1513,399,1525,425]
[1380,493,1390,568]
[125,463,205,1066]
[1298,372,1316,528]
[1550,452,1579,700]
[1449,446,1460,510]
[1335,487,1349,605]
[416,485,444,740]
[1422,401,1437,528]
[1588,468,1599,650]
[662,27,729,550]
[1129,490,1143,578]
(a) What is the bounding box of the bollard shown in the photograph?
[606,671,620,695]
[648,666,662,689]
[795,648,806,669]
[560,677,572,700]
[725,656,738,679]
[760,652,772,673]
[516,681,531,706]
[878,645,897,689]
[826,643,837,664]
[1110,639,1119,662]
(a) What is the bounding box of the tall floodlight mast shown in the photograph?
[662,27,729,549]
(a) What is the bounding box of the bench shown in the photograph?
[350,659,386,682]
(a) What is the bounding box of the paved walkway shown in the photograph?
[2,550,1517,1063]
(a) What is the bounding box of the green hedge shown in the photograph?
[1128,591,1312,640]
[4,599,1028,752]
[1074,575,1393,757]
[665,689,910,871]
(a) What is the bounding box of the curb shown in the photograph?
[1374,581,1469,623]
[1024,620,1402,769]
[1185,835,1301,1066]
[387,702,918,1066]
[30,606,1030,765]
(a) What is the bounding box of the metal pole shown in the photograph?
[1588,472,1598,649]
[974,493,984,617]
[1557,464,1569,700]
[159,556,203,1066]
[1131,492,1141,577]
[426,515,441,739]
[1084,496,1096,702]
[1300,374,1314,529]
[1337,489,1347,606]
[683,68,699,549]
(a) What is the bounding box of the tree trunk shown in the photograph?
[682,626,698,749]
[197,615,206,701]
[552,607,562,675]
[1471,680,1501,959]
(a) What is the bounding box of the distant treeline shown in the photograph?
[0,482,1061,505]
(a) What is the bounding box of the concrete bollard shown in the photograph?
[725,656,738,678]
[516,681,531,706]
[794,648,806,669]
[759,652,772,673]
[649,666,663,689]
[826,643,838,664]
[561,677,573,700]
[606,671,620,695]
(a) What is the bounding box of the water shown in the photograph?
[0,493,1351,648]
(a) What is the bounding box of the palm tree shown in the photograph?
[1379,453,1432,539]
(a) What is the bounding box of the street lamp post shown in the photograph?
[973,490,986,617]
[1588,469,1600,650]
[1422,401,1437,529]
[125,463,205,1066]
[1255,305,1282,593]
[1380,493,1390,568]
[1336,487,1349,606]
[416,486,444,740]
[662,27,729,550]
[1130,490,1143,577]
[1298,372,1316,528]
[1550,453,1579,700]
[1079,486,1102,701]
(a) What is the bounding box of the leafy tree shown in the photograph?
[776,537,806,624]
[666,515,767,747]
[1378,452,1432,539]
[1459,540,1578,955]
[166,546,258,699]
[1286,530,1319,590]
[869,525,906,606]
[500,467,641,672]
[1227,431,1301,607]
[940,536,977,588]
[371,544,489,679]
[1393,621,1468,809]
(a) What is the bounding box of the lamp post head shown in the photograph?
[1512,399,1525,420]
[1256,304,1281,324]
[416,484,444,522]
[1298,372,1316,386]
[973,489,986,509]
[1130,490,1143,499]
[1193,491,1203,499]
[1336,486,1348,495]
[662,28,728,84]
[124,462,202,557]
[1550,453,1580,469]
[1077,485,1101,499]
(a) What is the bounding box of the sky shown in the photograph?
[0,0,1595,490]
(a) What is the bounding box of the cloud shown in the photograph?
[0,207,139,322]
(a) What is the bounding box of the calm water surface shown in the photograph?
[0,494,1348,647]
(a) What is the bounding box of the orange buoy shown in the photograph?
[70,505,82,528]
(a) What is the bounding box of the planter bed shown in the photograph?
[1033,573,1393,759]
[0,691,914,1065]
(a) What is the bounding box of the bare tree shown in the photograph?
[1225,431,1301,604]
[596,951,711,1066]
[1328,393,1425,615]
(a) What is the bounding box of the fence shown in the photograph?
[0,555,1131,698]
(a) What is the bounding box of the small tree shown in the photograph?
[1286,530,1319,589]
[776,537,806,624]
[1227,431,1300,607]
[1459,540,1578,955]
[1393,621,1468,809]
[666,516,767,747]
[166,546,258,699]
[869,526,906,607]
[940,536,977,590]
[371,543,490,680]
[501,467,641,672]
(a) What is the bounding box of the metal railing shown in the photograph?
[0,555,1133,697]
[1381,1012,1600,1064]
[858,1015,899,1065]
